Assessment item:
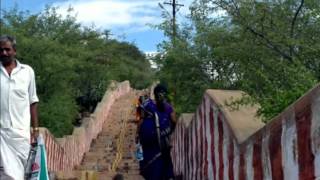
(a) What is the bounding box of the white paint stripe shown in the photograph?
[223,116,229,180]
[233,139,239,180]
[245,142,253,180]
[214,107,220,180]
[282,112,299,180]
[311,91,320,179]
[206,103,214,180]
[262,129,272,180]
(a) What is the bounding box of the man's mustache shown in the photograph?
[0,56,11,58]
[0,56,12,62]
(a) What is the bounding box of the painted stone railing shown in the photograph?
[171,83,320,180]
[39,81,131,172]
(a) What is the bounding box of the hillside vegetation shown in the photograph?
[155,0,319,121]
[1,7,154,137]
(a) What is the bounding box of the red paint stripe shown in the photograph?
[203,100,208,179]
[195,123,198,180]
[53,147,61,171]
[180,127,183,175]
[177,126,185,175]
[228,138,234,180]
[187,132,191,180]
[194,116,199,180]
[218,113,224,179]
[269,124,284,180]
[204,131,208,179]
[296,105,315,180]
[210,106,216,180]
[239,150,246,180]
[179,126,182,175]
[51,140,54,169]
[184,132,187,179]
[253,135,263,180]
[182,128,186,177]
[55,142,59,169]
[49,137,54,170]
[195,109,199,180]
[52,143,55,171]
[190,125,194,180]
[200,105,204,180]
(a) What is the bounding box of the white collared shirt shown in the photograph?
[0,60,39,130]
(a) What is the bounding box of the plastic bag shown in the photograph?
[25,135,50,180]
[135,142,144,161]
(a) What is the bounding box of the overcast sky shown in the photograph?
[2,0,193,52]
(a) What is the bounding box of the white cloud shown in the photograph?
[53,0,194,33]
[53,0,163,32]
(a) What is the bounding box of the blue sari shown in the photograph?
[139,99,174,180]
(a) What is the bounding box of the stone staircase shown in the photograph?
[56,92,144,180]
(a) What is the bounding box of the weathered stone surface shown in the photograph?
[72,91,144,179]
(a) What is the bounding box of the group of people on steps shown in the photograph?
[135,84,177,180]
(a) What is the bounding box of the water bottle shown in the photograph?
[135,143,144,161]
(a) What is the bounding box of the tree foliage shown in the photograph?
[156,0,319,121]
[1,7,153,136]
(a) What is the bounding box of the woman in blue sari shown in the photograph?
[138,84,176,180]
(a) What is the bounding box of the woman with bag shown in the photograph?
[137,84,176,180]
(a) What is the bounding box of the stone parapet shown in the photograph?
[40,81,131,172]
[171,83,320,180]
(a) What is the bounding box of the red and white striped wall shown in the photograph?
[171,84,320,180]
[40,81,131,172]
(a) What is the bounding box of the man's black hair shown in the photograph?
[153,84,168,95]
[0,35,17,50]
[113,173,124,180]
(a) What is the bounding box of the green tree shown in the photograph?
[1,6,154,136]
[155,0,319,121]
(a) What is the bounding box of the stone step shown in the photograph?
[56,172,144,180]
[76,163,99,171]
[90,143,114,151]
[93,139,114,146]
[82,152,107,161]
[55,170,144,180]
[82,156,114,165]
[67,93,144,179]
[86,148,109,154]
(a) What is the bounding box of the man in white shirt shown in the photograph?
[0,35,39,180]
